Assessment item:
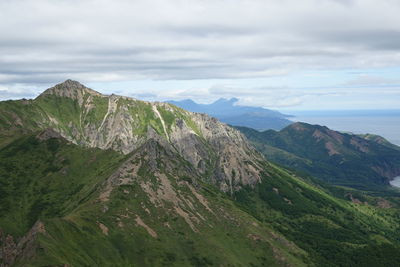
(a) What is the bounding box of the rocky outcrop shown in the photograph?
[97,138,215,232]
[36,128,63,141]
[192,113,263,191]
[40,79,102,105]
[0,221,46,267]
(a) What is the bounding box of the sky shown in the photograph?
[1,0,400,110]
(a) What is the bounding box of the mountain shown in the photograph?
[237,122,400,190]
[1,80,400,266]
[167,98,292,131]
[0,80,264,193]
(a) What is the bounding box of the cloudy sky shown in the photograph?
[1,0,400,110]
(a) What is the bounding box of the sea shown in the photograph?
[287,110,400,146]
[390,176,400,188]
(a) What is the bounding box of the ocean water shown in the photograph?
[288,110,400,146]
[390,176,400,188]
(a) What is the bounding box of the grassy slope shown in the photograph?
[0,134,126,237]
[1,133,400,266]
[233,163,400,266]
[0,134,307,266]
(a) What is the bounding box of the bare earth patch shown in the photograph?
[135,216,158,238]
[97,222,109,236]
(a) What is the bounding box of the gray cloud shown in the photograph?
[1,0,400,108]
[344,75,400,87]
[0,85,37,100]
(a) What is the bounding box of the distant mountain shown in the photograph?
[237,122,400,190]
[358,133,400,151]
[167,98,292,130]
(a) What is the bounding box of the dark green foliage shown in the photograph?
[232,164,400,266]
[0,134,125,236]
[2,131,400,266]
[0,133,297,266]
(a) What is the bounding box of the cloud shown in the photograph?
[0,0,399,110]
[0,84,37,100]
[344,74,400,87]
[1,0,400,86]
[206,84,348,108]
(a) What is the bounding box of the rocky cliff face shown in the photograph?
[4,80,264,192]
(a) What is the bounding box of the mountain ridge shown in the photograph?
[1,80,264,193]
[237,122,400,189]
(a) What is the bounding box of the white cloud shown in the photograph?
[1,0,400,84]
[1,0,400,109]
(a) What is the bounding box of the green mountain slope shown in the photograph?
[237,123,400,190]
[1,132,309,266]
[2,131,400,266]
[1,81,400,266]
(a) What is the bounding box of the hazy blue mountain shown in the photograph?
[167,98,293,130]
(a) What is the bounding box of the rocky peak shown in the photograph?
[37,79,103,102]
[57,79,86,89]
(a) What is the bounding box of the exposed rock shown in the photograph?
[325,141,340,156]
[39,79,102,105]
[247,233,262,241]
[187,182,213,213]
[326,129,345,144]
[36,128,63,141]
[98,154,141,202]
[191,113,263,192]
[135,216,158,238]
[283,197,293,205]
[345,193,368,205]
[350,137,370,153]
[0,221,46,267]
[97,222,109,236]
[376,198,393,209]
[290,122,307,132]
[97,138,213,231]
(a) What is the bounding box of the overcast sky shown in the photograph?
[1,0,400,110]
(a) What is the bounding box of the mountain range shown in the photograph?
[167,98,292,131]
[237,123,400,190]
[1,80,400,266]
